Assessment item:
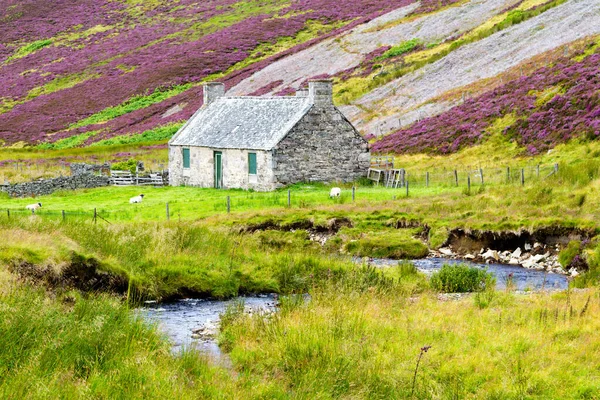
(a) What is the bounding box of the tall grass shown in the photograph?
[0,285,242,399]
[221,283,600,398]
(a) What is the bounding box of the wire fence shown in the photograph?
[407,163,558,187]
[369,162,559,189]
[1,162,562,223]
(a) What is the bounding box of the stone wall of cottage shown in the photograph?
[273,105,370,185]
[169,146,276,191]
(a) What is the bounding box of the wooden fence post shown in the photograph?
[454,170,458,186]
[479,168,484,185]
[507,167,510,183]
[352,186,355,202]
[226,196,231,214]
[287,190,291,207]
[521,169,525,186]
[406,179,409,197]
[62,210,65,221]
[536,165,540,178]
[166,202,170,221]
[94,208,97,224]
[426,172,429,188]
[468,175,471,193]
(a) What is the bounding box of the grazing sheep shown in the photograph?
[329,187,341,198]
[26,202,42,212]
[129,194,144,204]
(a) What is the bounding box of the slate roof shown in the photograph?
[169,96,313,150]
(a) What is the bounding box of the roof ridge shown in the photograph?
[219,96,308,100]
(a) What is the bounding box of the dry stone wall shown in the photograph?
[273,105,370,184]
[1,174,110,198]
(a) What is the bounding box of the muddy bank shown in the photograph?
[443,227,592,253]
[8,252,128,294]
[240,217,353,234]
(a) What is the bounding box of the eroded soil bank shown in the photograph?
[8,251,128,295]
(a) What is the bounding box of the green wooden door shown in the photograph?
[214,151,222,188]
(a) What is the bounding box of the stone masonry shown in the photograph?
[1,174,110,198]
[273,99,370,185]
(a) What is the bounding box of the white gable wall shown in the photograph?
[169,145,277,191]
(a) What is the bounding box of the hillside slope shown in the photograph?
[345,0,600,136]
[0,0,599,154]
[0,0,414,146]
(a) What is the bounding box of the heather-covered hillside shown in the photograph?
[0,0,412,146]
[372,46,600,155]
[1,0,599,155]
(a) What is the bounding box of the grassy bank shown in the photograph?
[221,282,600,398]
[4,256,600,398]
[0,282,243,399]
[0,216,381,300]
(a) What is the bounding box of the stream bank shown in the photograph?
[141,257,568,359]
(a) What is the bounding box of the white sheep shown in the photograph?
[329,187,341,198]
[25,202,42,212]
[129,194,144,204]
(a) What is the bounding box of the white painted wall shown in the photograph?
[169,145,277,191]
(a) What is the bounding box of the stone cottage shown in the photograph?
[168,79,370,191]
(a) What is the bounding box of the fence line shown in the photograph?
[368,162,559,188]
[1,162,566,221]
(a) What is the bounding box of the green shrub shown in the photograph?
[6,39,53,62]
[430,264,495,293]
[376,39,420,60]
[397,260,419,277]
[111,159,139,173]
[474,289,497,309]
[558,240,582,268]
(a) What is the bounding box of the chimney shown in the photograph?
[203,82,225,106]
[308,79,333,107]
[296,88,309,97]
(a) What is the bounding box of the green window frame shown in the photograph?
[248,152,257,175]
[182,148,190,169]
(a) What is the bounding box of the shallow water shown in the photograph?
[141,258,568,358]
[140,295,277,358]
[371,257,569,290]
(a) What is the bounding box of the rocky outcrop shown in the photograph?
[433,243,574,276]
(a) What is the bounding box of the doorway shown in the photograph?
[214,151,223,188]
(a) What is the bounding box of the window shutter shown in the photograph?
[183,148,190,168]
[248,152,257,175]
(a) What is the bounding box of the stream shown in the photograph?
[140,258,569,357]
[140,295,277,359]
[372,257,569,291]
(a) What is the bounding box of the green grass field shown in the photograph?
[0,183,465,221]
[2,138,600,398]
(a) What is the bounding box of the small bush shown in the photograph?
[111,159,139,173]
[558,240,582,268]
[376,39,421,60]
[474,289,497,309]
[397,260,419,278]
[430,264,495,293]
